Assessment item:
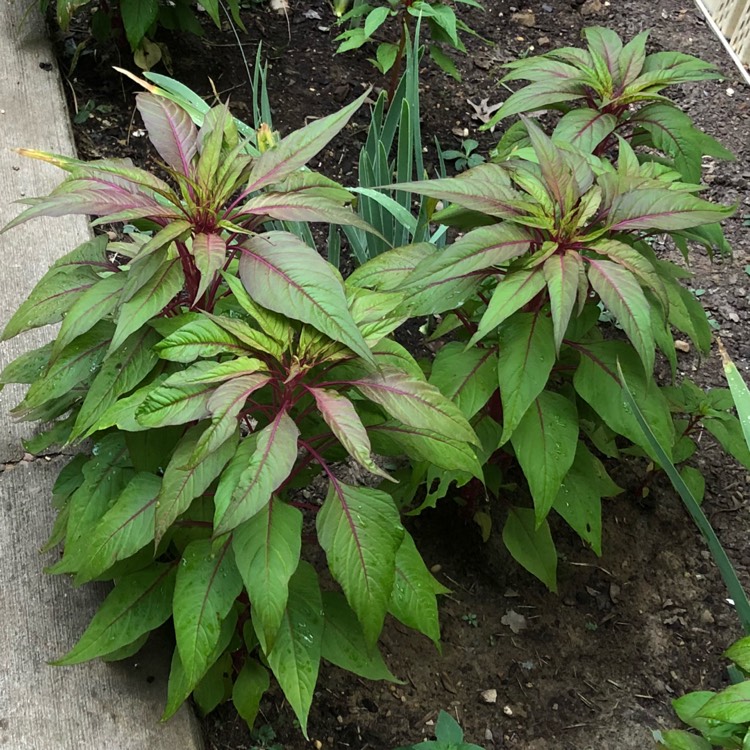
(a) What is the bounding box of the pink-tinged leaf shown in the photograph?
[3,178,180,232]
[347,243,434,291]
[136,93,199,175]
[589,238,668,310]
[214,410,299,535]
[483,80,585,130]
[354,367,478,446]
[502,56,584,83]
[192,233,227,303]
[586,257,654,372]
[308,387,394,480]
[607,188,734,232]
[317,480,403,647]
[523,117,579,213]
[543,252,582,352]
[583,27,623,79]
[244,91,369,193]
[617,30,649,87]
[391,163,526,221]
[403,223,531,288]
[190,373,272,462]
[640,51,721,81]
[16,150,174,195]
[469,268,546,346]
[234,193,382,238]
[238,231,374,366]
[552,109,617,154]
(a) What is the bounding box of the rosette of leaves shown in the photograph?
[658,636,750,749]
[0,92,479,733]
[349,115,734,590]
[486,28,733,191]
[335,0,483,84]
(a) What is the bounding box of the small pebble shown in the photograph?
[481,688,498,704]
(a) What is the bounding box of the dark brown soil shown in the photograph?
[48,0,750,747]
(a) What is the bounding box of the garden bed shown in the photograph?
[45,0,750,747]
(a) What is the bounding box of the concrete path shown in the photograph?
[0,3,203,748]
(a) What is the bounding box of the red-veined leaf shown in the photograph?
[552,109,617,154]
[192,233,226,302]
[347,243,435,291]
[586,257,654,372]
[354,367,478,446]
[238,231,374,365]
[244,91,369,194]
[543,252,581,352]
[173,537,243,687]
[309,387,394,480]
[136,93,198,175]
[233,498,302,652]
[317,480,403,647]
[214,410,299,534]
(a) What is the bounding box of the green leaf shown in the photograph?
[120,0,158,48]
[153,316,250,362]
[429,45,461,81]
[136,381,215,428]
[262,561,323,737]
[214,411,299,534]
[364,5,390,37]
[573,340,674,460]
[511,391,578,525]
[470,268,546,346]
[428,342,498,419]
[192,233,226,303]
[375,42,399,73]
[0,342,53,386]
[502,507,557,592]
[348,243,433,292]
[1,236,108,340]
[173,538,243,687]
[52,272,127,359]
[552,109,617,154]
[321,591,397,681]
[192,374,272,462]
[193,652,232,715]
[698,681,750,724]
[388,531,448,646]
[74,472,162,583]
[110,258,183,353]
[309,387,393,480]
[233,499,302,652]
[704,416,750,471]
[317,481,403,647]
[719,341,750,452]
[726,637,750,671]
[368,421,482,477]
[72,327,160,439]
[656,729,712,750]
[232,659,270,728]
[608,189,734,232]
[239,231,374,366]
[355,367,478,446]
[680,466,705,505]
[587,257,654,372]
[544,253,582,352]
[496,312,555,444]
[54,563,176,664]
[154,425,237,544]
[553,442,621,555]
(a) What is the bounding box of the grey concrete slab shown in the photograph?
[0,5,204,749]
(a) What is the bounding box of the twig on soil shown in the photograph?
[566,561,615,577]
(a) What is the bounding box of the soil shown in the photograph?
[45,0,750,746]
